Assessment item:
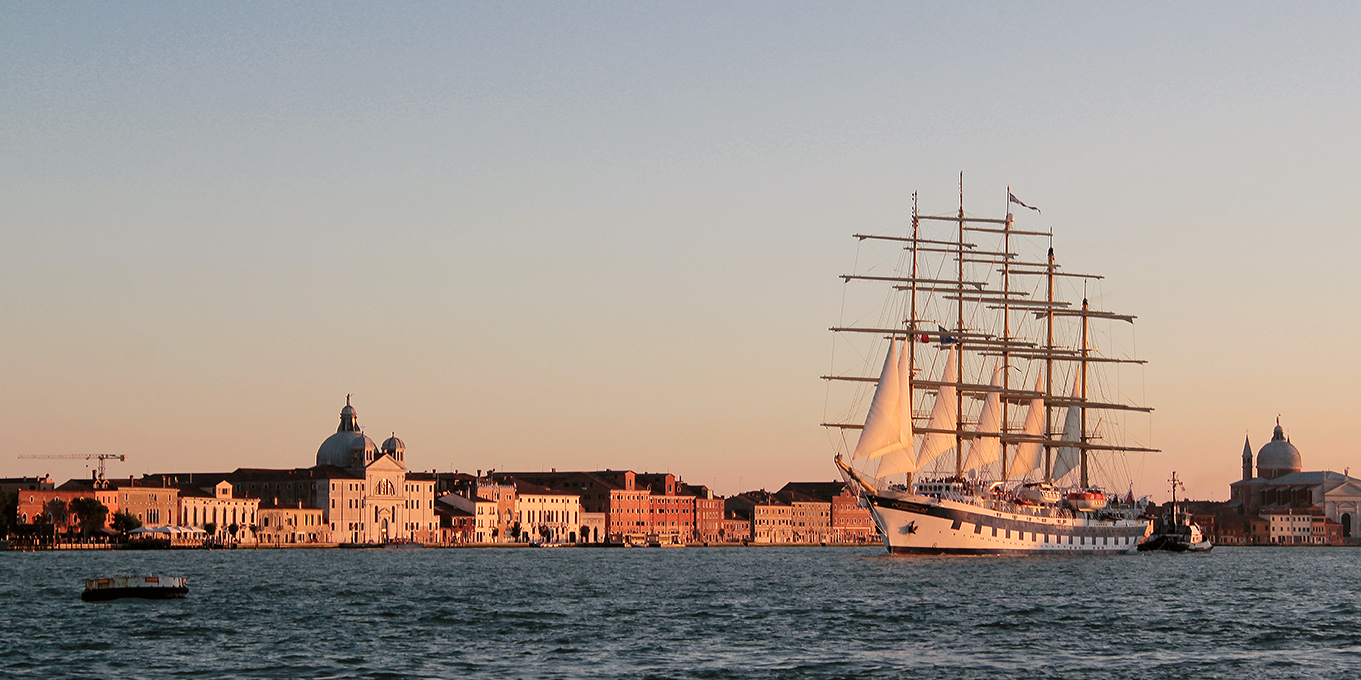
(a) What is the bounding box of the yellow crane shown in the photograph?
[17,454,127,480]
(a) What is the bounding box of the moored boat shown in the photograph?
[82,575,188,601]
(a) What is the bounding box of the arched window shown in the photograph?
[1343,513,1353,538]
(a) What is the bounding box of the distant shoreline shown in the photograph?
[5,541,883,551]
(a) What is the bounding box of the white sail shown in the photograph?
[915,345,958,469]
[873,337,917,476]
[961,367,1002,473]
[1006,375,1046,478]
[875,445,917,477]
[852,340,913,469]
[1051,376,1083,481]
[897,334,913,451]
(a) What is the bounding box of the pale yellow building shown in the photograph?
[257,501,326,545]
[178,480,260,544]
[512,480,582,543]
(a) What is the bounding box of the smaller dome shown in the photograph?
[381,434,405,456]
[341,404,356,417]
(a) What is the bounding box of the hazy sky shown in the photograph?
[3,3,1359,500]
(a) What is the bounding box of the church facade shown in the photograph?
[228,397,438,544]
[1229,419,1361,542]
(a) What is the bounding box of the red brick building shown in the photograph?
[680,482,724,543]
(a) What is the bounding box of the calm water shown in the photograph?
[2,546,1359,679]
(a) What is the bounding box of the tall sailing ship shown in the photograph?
[825,182,1156,555]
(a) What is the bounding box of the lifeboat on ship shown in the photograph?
[1065,489,1108,512]
[1016,482,1062,505]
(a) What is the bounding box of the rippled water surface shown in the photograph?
[3,546,1360,679]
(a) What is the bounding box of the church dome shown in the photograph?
[381,434,405,461]
[317,396,377,469]
[1257,420,1302,479]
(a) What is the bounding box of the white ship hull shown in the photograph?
[867,493,1150,555]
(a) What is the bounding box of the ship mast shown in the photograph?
[955,174,965,478]
[1000,188,1013,481]
[1169,471,1180,519]
[906,192,919,488]
[1079,296,1090,489]
[1044,246,1055,481]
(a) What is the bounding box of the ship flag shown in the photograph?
[1008,192,1041,214]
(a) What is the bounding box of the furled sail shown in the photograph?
[961,367,1002,473]
[1050,376,1083,481]
[1006,375,1046,478]
[915,345,959,469]
[852,340,913,470]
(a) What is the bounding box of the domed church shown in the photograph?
[1230,418,1361,540]
[229,396,437,545]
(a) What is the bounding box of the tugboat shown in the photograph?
[81,575,189,601]
[1137,472,1212,552]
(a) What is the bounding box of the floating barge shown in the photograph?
[82,575,188,602]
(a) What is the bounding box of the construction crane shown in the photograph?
[17,454,127,480]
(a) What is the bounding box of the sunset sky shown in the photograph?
[3,3,1359,501]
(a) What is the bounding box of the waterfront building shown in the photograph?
[779,489,831,543]
[679,482,724,543]
[511,479,582,543]
[430,472,493,543]
[780,481,877,544]
[495,470,651,543]
[436,493,498,542]
[434,503,475,544]
[176,480,259,544]
[42,477,181,528]
[589,470,654,543]
[726,491,792,543]
[479,475,518,543]
[502,470,721,544]
[720,512,751,542]
[580,511,607,543]
[308,398,439,543]
[257,501,325,545]
[637,473,694,544]
[1228,419,1361,542]
[15,483,117,531]
[25,476,230,543]
[311,399,438,543]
